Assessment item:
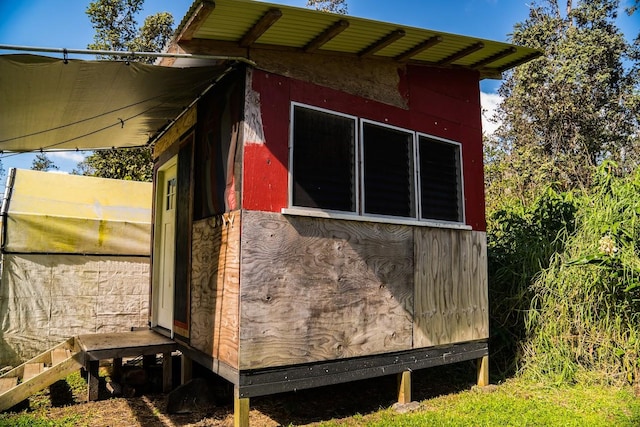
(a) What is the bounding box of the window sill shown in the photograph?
[281,207,472,230]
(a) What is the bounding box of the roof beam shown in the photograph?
[470,47,517,69]
[497,51,543,73]
[176,1,216,42]
[239,8,283,48]
[394,35,442,62]
[304,19,350,53]
[358,29,406,58]
[437,42,484,66]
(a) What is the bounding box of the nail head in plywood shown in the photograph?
[239,8,283,48]
[304,19,350,53]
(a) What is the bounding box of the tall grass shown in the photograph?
[520,162,640,384]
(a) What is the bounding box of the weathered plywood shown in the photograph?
[190,212,240,369]
[240,211,414,370]
[413,229,488,347]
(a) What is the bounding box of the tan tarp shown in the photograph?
[3,169,151,255]
[0,170,152,366]
[0,54,225,152]
[0,254,149,366]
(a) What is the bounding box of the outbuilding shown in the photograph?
[148,0,539,422]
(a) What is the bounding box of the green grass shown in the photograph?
[317,379,640,427]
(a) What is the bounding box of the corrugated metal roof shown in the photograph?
[175,0,541,78]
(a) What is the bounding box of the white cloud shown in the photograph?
[480,92,503,136]
[48,151,87,163]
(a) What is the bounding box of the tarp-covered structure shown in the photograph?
[0,169,152,366]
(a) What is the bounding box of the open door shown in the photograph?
[153,156,177,332]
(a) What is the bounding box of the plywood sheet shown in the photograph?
[413,229,488,347]
[240,211,414,370]
[190,212,240,369]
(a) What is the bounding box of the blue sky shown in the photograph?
[0,0,638,177]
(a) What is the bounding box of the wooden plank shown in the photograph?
[153,105,197,159]
[190,212,241,368]
[77,330,176,361]
[1,338,75,382]
[413,229,488,348]
[0,377,18,394]
[181,354,193,385]
[176,1,216,42]
[162,352,173,393]
[240,211,414,369]
[239,8,283,47]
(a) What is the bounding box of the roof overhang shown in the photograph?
[171,0,541,79]
[0,54,230,152]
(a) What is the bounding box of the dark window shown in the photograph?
[419,136,463,222]
[291,105,356,212]
[362,122,415,217]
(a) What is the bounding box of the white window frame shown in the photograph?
[284,102,470,230]
[417,132,466,225]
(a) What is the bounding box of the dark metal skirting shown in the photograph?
[237,340,488,398]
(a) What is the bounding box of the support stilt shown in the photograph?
[477,355,489,387]
[87,360,100,401]
[397,370,412,404]
[181,353,193,385]
[162,351,173,393]
[234,387,250,427]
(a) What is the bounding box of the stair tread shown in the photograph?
[23,363,45,381]
[0,377,18,394]
[51,348,72,366]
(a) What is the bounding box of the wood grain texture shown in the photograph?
[240,211,414,370]
[413,229,488,347]
[190,212,240,369]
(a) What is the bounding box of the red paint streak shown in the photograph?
[243,66,486,231]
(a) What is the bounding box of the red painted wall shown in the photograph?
[242,65,486,231]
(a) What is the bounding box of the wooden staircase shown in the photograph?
[0,338,83,412]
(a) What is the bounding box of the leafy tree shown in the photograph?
[487,0,639,202]
[86,0,173,63]
[82,0,174,181]
[75,147,153,181]
[31,153,59,171]
[306,0,348,14]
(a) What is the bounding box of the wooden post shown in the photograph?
[162,351,173,393]
[112,357,122,382]
[86,360,100,401]
[181,353,193,385]
[397,370,411,404]
[477,355,489,387]
[234,387,250,427]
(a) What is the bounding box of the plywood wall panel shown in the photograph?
[240,211,414,370]
[190,212,240,369]
[413,229,488,347]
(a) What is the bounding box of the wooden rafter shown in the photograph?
[437,42,484,66]
[470,47,517,69]
[358,29,406,58]
[304,19,350,53]
[497,51,544,73]
[394,35,443,62]
[239,8,283,47]
[177,1,216,42]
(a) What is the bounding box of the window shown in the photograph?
[418,136,463,223]
[362,121,415,217]
[289,103,464,224]
[291,104,357,212]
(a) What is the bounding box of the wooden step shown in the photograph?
[0,377,18,394]
[51,348,71,366]
[23,363,45,381]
